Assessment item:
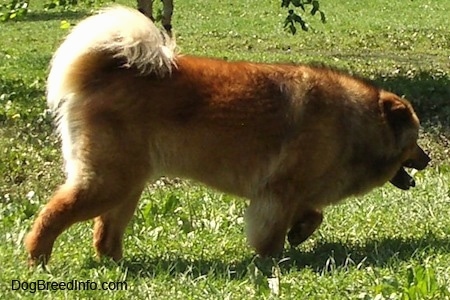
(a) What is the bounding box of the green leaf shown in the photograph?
[291,0,305,11]
[320,11,326,23]
[281,0,290,8]
[311,1,319,15]
[163,194,180,214]
[312,0,320,10]
[60,20,71,29]
[289,23,296,34]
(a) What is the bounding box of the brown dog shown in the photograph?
[25,6,430,265]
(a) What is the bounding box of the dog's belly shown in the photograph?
[148,123,284,198]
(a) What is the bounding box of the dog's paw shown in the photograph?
[287,223,310,247]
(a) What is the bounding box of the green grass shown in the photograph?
[1,0,449,298]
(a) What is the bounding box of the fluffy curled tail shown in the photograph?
[47,5,176,112]
[46,6,176,182]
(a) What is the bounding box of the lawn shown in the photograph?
[1,0,449,298]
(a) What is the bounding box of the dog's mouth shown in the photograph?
[389,145,431,190]
[390,166,415,190]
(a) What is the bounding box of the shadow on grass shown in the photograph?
[284,232,450,273]
[90,232,450,279]
[21,10,88,22]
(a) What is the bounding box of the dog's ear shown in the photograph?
[381,94,410,127]
[379,91,419,147]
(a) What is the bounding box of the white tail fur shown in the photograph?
[47,6,176,112]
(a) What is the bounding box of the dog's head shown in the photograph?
[379,91,431,190]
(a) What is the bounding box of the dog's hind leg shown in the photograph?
[25,122,151,265]
[24,182,127,265]
[25,170,147,265]
[93,186,145,261]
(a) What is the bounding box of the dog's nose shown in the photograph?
[404,146,430,171]
[415,146,431,170]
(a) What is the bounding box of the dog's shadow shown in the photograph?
[86,232,450,279]
[282,233,450,272]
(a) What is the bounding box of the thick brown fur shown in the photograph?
[25,6,430,265]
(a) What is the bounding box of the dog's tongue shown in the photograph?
[390,167,415,190]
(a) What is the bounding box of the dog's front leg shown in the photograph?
[287,208,323,247]
[244,198,292,257]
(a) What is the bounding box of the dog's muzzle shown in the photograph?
[389,145,431,190]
